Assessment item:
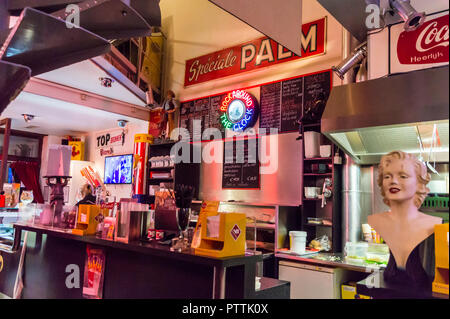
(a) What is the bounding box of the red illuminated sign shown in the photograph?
[184,17,327,87]
[220,90,258,132]
[397,14,449,65]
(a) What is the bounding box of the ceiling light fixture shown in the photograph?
[389,0,425,31]
[332,42,367,80]
[117,119,128,128]
[22,114,35,123]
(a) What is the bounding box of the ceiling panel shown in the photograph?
[2,91,147,136]
[36,60,146,106]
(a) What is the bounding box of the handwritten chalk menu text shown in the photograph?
[181,94,225,140]
[303,71,331,123]
[222,138,259,189]
[259,69,331,132]
[180,69,331,138]
[259,82,281,131]
[281,77,303,132]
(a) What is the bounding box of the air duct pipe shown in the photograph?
[341,155,374,247]
[339,30,364,85]
[338,29,373,247]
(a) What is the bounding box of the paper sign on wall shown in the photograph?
[99,147,114,157]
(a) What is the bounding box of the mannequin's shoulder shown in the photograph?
[368,211,391,225]
[417,211,442,226]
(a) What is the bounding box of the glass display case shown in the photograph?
[0,203,79,249]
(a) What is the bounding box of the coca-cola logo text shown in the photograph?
[397,14,449,65]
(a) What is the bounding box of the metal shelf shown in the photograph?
[149,166,174,171]
[305,223,333,227]
[304,173,332,176]
[304,157,332,161]
[300,116,341,253]
[246,223,276,230]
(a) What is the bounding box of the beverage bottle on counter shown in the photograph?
[0,191,5,207]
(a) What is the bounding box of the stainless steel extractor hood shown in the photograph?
[322,66,449,164]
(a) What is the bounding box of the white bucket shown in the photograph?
[304,131,321,158]
[290,231,307,254]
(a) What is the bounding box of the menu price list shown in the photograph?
[179,69,331,139]
[281,77,303,132]
[180,94,225,140]
[222,138,259,189]
[259,69,331,133]
[259,81,281,131]
[303,71,331,123]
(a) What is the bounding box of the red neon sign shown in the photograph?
[184,17,327,86]
[219,90,258,132]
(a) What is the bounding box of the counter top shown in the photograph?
[1,223,265,298]
[276,251,386,273]
[12,223,262,268]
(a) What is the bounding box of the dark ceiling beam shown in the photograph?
[7,0,162,27]
[7,0,83,15]
[0,0,9,30]
[0,7,111,76]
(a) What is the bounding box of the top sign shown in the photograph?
[184,17,327,87]
[96,129,126,150]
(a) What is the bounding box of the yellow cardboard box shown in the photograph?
[69,141,85,161]
[433,223,449,295]
[341,283,372,299]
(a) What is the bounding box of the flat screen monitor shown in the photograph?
[104,154,133,184]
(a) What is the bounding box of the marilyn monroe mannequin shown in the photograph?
[368,151,442,290]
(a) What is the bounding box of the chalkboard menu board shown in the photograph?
[259,69,331,133]
[209,93,227,135]
[180,94,225,140]
[259,82,281,131]
[180,69,331,138]
[281,77,303,132]
[303,71,331,123]
[222,138,259,189]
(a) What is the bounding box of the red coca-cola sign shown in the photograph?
[397,14,449,65]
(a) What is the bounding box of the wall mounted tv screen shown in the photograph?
[104,154,133,185]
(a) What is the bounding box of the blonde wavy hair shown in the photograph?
[377,151,430,208]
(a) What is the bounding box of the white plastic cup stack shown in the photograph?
[290,231,307,254]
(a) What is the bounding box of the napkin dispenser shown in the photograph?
[194,212,246,258]
[72,205,100,236]
[115,200,149,243]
